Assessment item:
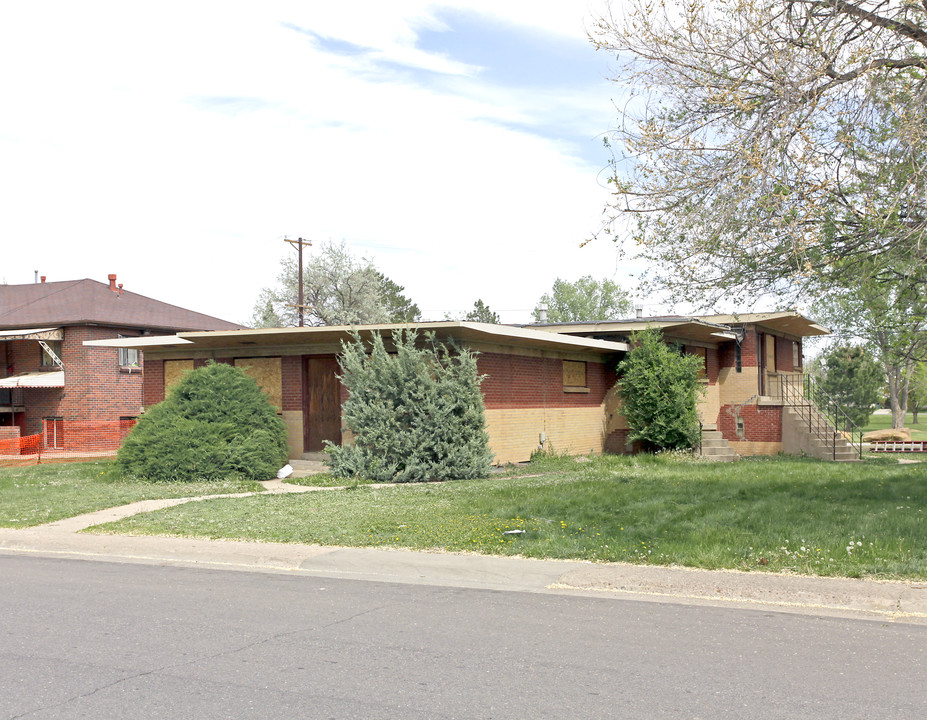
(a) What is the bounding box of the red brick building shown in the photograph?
[91,323,629,464]
[0,275,241,451]
[533,313,831,457]
[92,312,835,463]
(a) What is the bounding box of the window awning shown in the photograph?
[0,327,63,341]
[0,371,65,388]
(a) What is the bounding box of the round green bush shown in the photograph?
[118,362,289,481]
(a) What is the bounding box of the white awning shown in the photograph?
[0,371,65,388]
[0,327,63,341]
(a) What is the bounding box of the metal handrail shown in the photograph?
[772,374,864,460]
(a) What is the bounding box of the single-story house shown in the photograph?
[88,311,844,463]
[0,274,242,452]
[89,323,629,464]
[528,312,832,457]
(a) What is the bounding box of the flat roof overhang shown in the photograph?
[84,322,630,356]
[530,311,830,341]
[0,371,65,388]
[698,312,830,337]
[529,318,735,344]
[0,327,64,341]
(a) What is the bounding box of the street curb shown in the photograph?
[2,484,926,624]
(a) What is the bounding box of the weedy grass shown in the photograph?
[0,460,262,528]
[283,473,374,488]
[92,453,927,580]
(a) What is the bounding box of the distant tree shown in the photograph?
[908,363,927,425]
[814,257,927,428]
[532,276,631,323]
[463,299,500,324]
[616,328,704,451]
[815,345,884,428]
[249,240,418,327]
[327,330,493,482]
[376,272,421,323]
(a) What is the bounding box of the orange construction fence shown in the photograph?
[0,419,137,467]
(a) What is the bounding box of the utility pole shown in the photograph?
[284,236,312,326]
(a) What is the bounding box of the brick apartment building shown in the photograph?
[0,275,241,451]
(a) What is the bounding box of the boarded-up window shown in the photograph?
[792,341,801,369]
[765,335,777,372]
[234,357,283,410]
[164,359,194,395]
[563,360,588,392]
[691,346,707,378]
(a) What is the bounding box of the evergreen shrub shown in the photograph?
[617,328,705,451]
[118,362,288,481]
[815,344,884,427]
[327,330,493,482]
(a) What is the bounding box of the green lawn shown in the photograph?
[92,453,927,580]
[861,412,927,440]
[0,460,263,528]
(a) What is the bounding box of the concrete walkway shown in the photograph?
[2,478,926,625]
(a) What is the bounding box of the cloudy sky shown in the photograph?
[0,0,643,325]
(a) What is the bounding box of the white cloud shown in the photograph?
[0,1,636,325]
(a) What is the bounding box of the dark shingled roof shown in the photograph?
[0,278,243,332]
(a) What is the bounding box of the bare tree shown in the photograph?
[591,0,927,305]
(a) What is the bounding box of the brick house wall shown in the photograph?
[716,327,802,454]
[478,352,619,463]
[7,325,146,446]
[140,346,623,464]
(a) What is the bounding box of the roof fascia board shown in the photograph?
[91,322,629,355]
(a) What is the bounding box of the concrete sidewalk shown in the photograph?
[1,481,926,624]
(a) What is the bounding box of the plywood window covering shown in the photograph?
[766,335,777,373]
[563,360,589,393]
[691,346,707,378]
[792,341,801,369]
[164,359,194,395]
[234,357,283,410]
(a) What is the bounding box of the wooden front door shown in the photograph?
[303,355,342,452]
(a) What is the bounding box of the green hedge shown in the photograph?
[118,362,288,481]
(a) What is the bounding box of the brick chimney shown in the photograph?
[108,274,118,292]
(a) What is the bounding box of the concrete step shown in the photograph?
[704,454,738,462]
[702,446,737,457]
[699,431,739,461]
[301,452,328,462]
[701,442,732,451]
[287,457,328,478]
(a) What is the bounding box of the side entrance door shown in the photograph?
[303,355,342,453]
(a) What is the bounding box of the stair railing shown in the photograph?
[773,374,864,460]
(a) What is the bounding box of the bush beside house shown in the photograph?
[118,362,288,481]
[327,330,493,482]
[617,328,705,451]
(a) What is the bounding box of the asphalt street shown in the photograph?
[2,554,926,719]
